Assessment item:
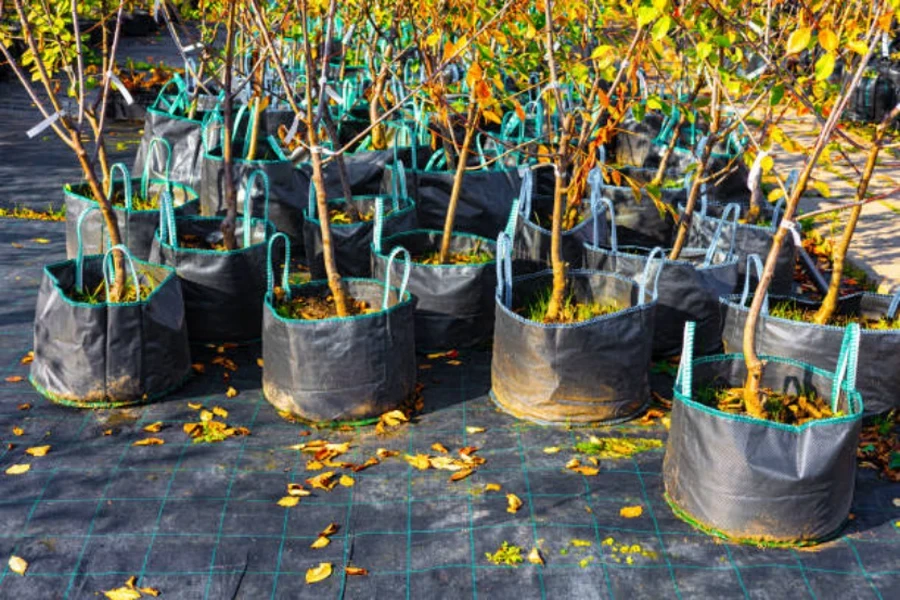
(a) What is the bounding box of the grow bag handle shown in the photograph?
[739,254,770,316]
[151,73,188,115]
[266,232,292,302]
[157,188,178,248]
[770,197,785,232]
[382,246,412,309]
[391,123,418,173]
[495,231,513,308]
[373,194,386,254]
[676,321,697,398]
[390,159,407,210]
[638,247,666,302]
[141,137,173,202]
[703,202,740,266]
[75,205,104,293]
[424,148,446,171]
[106,163,133,211]
[588,168,618,252]
[887,289,900,321]
[831,323,861,414]
[242,169,271,249]
[516,166,534,220]
[102,244,142,302]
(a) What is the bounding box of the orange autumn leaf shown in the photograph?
[345,566,368,576]
[133,438,165,447]
[619,505,643,518]
[5,376,23,383]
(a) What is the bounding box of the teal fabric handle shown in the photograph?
[102,244,141,301]
[495,231,513,308]
[75,206,101,293]
[266,232,292,302]
[831,323,861,413]
[106,163,133,211]
[141,137,173,201]
[382,246,411,309]
[676,321,697,398]
[739,254,769,316]
[242,169,271,249]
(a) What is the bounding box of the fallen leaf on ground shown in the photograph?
[376,409,409,434]
[310,536,330,549]
[277,496,300,507]
[565,458,599,476]
[619,505,643,518]
[225,387,238,398]
[431,442,449,454]
[429,456,463,471]
[21,351,33,365]
[133,438,165,447]
[639,408,667,426]
[306,471,337,491]
[287,483,311,497]
[103,588,141,600]
[449,468,474,482]
[350,457,379,472]
[143,422,164,433]
[191,363,205,374]
[6,464,30,475]
[187,402,203,410]
[212,406,229,418]
[570,539,592,547]
[25,445,50,457]
[376,448,399,459]
[404,454,431,470]
[484,483,501,492]
[528,547,544,565]
[8,555,27,575]
[103,429,113,436]
[256,358,264,367]
[507,493,523,514]
[306,460,324,471]
[17,403,30,411]
[339,474,355,487]
[12,426,23,436]
[319,522,339,537]
[5,376,23,383]
[32,238,50,244]
[345,566,368,576]
[543,447,561,454]
[446,359,462,366]
[466,426,485,434]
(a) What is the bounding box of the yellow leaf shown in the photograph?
[465,426,485,434]
[32,238,50,244]
[847,40,868,55]
[212,406,229,418]
[431,442,449,454]
[277,495,300,507]
[103,588,141,600]
[507,493,523,514]
[339,475,355,487]
[812,181,831,198]
[620,505,643,518]
[543,447,561,454]
[12,426,24,436]
[187,402,203,410]
[786,27,811,55]
[482,110,501,125]
[306,471,337,491]
[225,387,238,398]
[404,454,431,470]
[8,555,27,575]
[528,547,544,565]
[200,410,213,422]
[376,448,399,459]
[25,445,50,457]
[310,536,330,549]
[760,155,774,174]
[818,28,838,52]
[6,464,30,475]
[571,539,592,547]
[287,483,311,497]
[138,587,160,597]
[767,188,785,202]
[484,483,501,492]
[449,468,474,482]
[133,438,165,447]
[20,351,34,365]
[320,522,340,537]
[143,422,164,433]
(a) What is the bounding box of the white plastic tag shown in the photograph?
[27,110,64,138]
[108,71,134,105]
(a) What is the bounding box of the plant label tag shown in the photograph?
[26,110,64,139]
[108,71,134,105]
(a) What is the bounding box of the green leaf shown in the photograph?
[786,27,811,55]
[815,53,836,81]
[637,6,660,28]
[770,84,785,106]
[651,16,672,42]
[632,102,646,123]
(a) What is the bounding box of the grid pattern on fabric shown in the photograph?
[0,220,898,599]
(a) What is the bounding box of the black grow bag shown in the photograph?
[584,200,738,357]
[303,162,417,279]
[490,234,658,424]
[510,167,607,273]
[148,188,275,344]
[31,238,191,408]
[262,234,417,423]
[720,262,900,416]
[65,152,199,260]
[663,320,863,545]
[371,229,496,352]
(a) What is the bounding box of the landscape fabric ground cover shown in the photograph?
[0,220,897,599]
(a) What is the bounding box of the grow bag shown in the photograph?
[262,234,417,423]
[510,167,607,273]
[663,320,863,545]
[149,171,276,343]
[720,258,900,416]
[848,66,895,123]
[490,234,659,424]
[584,201,738,357]
[31,213,190,407]
[684,195,797,295]
[65,143,199,260]
[303,162,417,279]
[371,223,497,352]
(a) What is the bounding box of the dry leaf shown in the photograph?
[507,493,523,514]
[5,464,30,475]
[446,359,462,366]
[429,456,463,471]
[465,426,485,434]
[256,358,264,367]
[345,566,368,576]
[225,387,238,398]
[350,457,379,472]
[103,429,113,436]
[376,409,409,434]
[527,547,544,565]
[25,445,50,457]
[310,536,330,549]
[339,474,355,487]
[484,483,501,492]
[20,351,34,365]
[191,363,206,374]
[287,483,311,497]
[277,495,300,507]
[449,468,474,482]
[571,466,600,476]
[212,406,229,418]
[306,471,337,491]
[12,426,23,436]
[8,555,27,575]
[319,522,339,537]
[431,442,449,454]
[565,458,581,470]
[17,403,30,411]
[306,460,324,471]
[543,447,561,454]
[138,587,160,597]
[306,563,333,584]
[5,376,23,383]
[32,238,50,244]
[376,448,399,459]
[187,402,203,410]
[143,422,164,433]
[103,588,141,600]
[133,438,165,447]
[619,505,643,518]
[404,454,431,470]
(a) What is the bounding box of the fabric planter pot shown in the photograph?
[65,144,199,260]
[720,258,900,416]
[262,234,417,423]
[31,218,191,408]
[149,172,276,343]
[304,162,417,279]
[584,201,738,357]
[490,234,659,424]
[371,227,497,352]
[663,321,864,545]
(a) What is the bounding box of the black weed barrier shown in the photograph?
[720,256,900,416]
[664,321,864,545]
[65,145,199,260]
[490,233,658,424]
[584,200,738,357]
[149,172,275,343]
[262,234,417,423]
[32,212,190,408]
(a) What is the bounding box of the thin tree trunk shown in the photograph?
[438,93,478,264]
[668,133,715,260]
[220,0,239,250]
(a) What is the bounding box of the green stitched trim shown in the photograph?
[29,371,191,410]
[155,216,276,256]
[43,255,180,309]
[263,278,414,325]
[64,179,199,213]
[663,492,845,548]
[374,229,497,269]
[275,409,381,429]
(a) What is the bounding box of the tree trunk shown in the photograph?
[668,133,715,260]
[220,0,239,250]
[437,95,478,264]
